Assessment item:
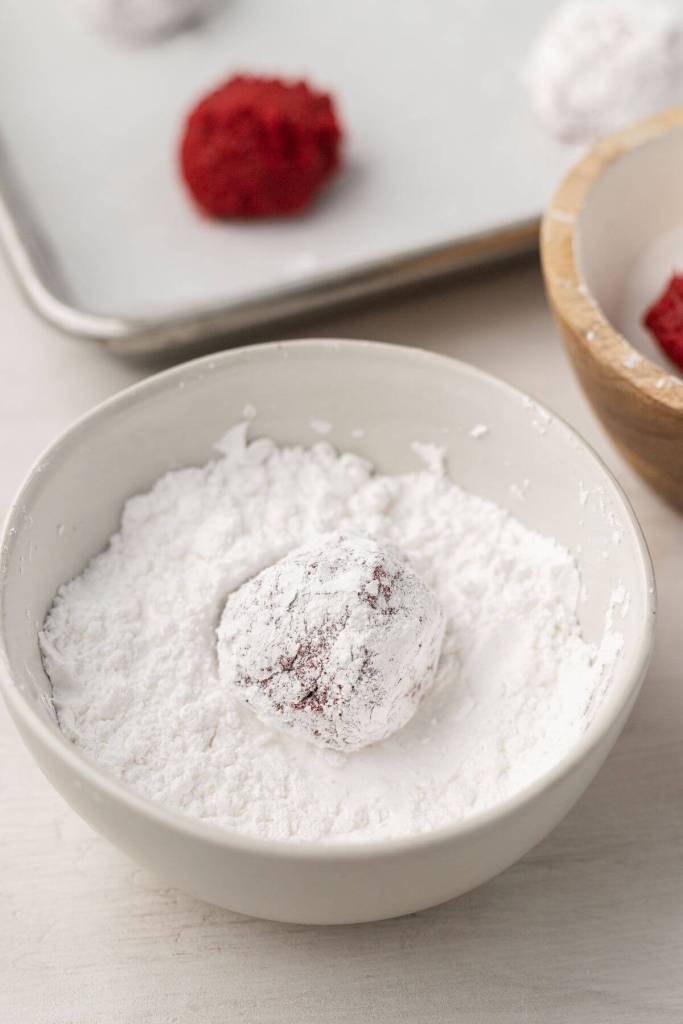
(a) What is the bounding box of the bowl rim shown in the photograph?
[0,338,656,861]
[540,104,683,413]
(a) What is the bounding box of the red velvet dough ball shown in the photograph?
[643,273,683,371]
[180,74,342,218]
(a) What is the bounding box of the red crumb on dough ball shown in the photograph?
[179,74,343,218]
[643,274,683,371]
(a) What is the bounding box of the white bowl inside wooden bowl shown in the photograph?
[542,107,683,509]
[0,340,655,923]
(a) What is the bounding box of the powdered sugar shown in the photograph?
[40,425,623,844]
[525,1,683,145]
[217,532,444,751]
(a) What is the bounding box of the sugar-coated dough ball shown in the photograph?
[525,1,683,144]
[216,532,444,751]
[66,0,218,42]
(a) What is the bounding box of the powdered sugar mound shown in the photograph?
[40,425,624,844]
[217,533,444,751]
[525,1,683,144]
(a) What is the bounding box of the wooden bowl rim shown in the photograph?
[540,105,683,414]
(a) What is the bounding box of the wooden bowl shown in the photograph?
[541,107,683,510]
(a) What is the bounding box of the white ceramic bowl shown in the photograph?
[0,340,655,924]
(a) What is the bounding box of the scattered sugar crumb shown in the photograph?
[578,482,590,506]
[214,421,248,456]
[411,441,446,475]
[310,418,332,435]
[469,424,489,439]
[549,208,575,223]
[509,478,530,501]
[242,403,256,419]
[598,494,624,546]
[522,397,552,435]
[611,583,631,619]
[351,428,365,440]
[622,351,642,369]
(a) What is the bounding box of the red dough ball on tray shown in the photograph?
[180,74,342,218]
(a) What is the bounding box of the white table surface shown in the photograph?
[1,257,682,1023]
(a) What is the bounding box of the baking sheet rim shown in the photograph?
[0,178,539,356]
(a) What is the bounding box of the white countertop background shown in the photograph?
[2,257,681,1023]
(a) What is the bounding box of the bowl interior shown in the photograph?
[577,124,683,373]
[0,340,652,772]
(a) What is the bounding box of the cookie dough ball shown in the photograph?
[180,75,342,217]
[216,532,444,751]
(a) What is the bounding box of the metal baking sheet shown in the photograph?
[0,0,571,355]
